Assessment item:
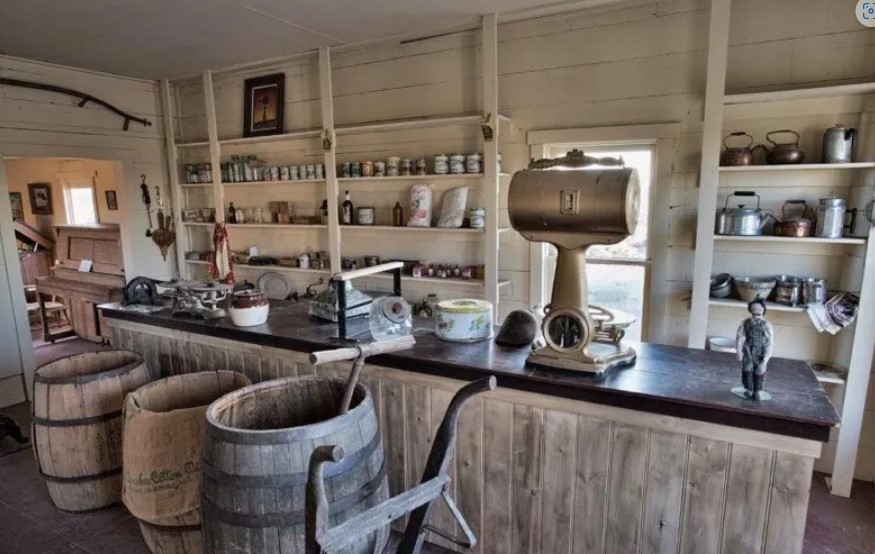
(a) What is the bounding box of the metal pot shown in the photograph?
[715,191,772,236]
[802,278,827,305]
[774,200,813,237]
[710,273,734,299]
[720,132,760,166]
[773,275,802,306]
[814,197,857,238]
[822,124,857,164]
[764,130,806,165]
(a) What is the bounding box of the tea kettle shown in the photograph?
[822,124,857,164]
[715,191,772,236]
[764,129,805,165]
[773,199,813,237]
[720,132,760,166]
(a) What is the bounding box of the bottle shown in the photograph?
[228,202,237,224]
[392,202,404,227]
[320,199,329,225]
[341,191,354,225]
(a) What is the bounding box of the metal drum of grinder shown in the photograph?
[508,150,640,373]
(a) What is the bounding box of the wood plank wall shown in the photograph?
[108,318,819,554]
[169,1,875,479]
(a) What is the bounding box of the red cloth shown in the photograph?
[209,222,234,285]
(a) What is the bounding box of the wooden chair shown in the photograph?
[25,286,69,332]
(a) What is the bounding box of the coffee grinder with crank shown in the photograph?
[508,149,640,373]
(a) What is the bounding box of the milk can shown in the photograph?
[814,197,856,238]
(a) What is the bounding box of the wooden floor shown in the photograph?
[1,338,873,554]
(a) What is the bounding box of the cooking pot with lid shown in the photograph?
[715,191,772,236]
[720,132,761,166]
[774,200,813,237]
[764,129,806,165]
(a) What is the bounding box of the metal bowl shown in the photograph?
[735,277,776,303]
[710,273,734,298]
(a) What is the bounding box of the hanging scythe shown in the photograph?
[0,77,153,130]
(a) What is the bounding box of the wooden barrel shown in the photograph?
[32,350,151,512]
[202,376,390,554]
[123,371,252,554]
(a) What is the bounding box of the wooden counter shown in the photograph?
[100,301,839,554]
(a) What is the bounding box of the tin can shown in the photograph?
[270,166,280,181]
[374,161,386,176]
[280,166,290,181]
[434,299,493,342]
[316,164,324,179]
[449,154,466,174]
[387,157,401,176]
[364,255,380,267]
[357,207,375,225]
[289,165,300,180]
[341,162,351,178]
[400,158,413,176]
[342,257,358,270]
[469,207,485,229]
[434,155,449,175]
[351,162,362,178]
[466,153,482,174]
[415,158,427,175]
[362,161,374,177]
[306,164,316,180]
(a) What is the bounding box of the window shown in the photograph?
[542,144,655,342]
[62,174,98,225]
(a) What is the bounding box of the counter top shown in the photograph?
[100,301,840,442]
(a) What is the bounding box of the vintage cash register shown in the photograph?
[508,149,640,373]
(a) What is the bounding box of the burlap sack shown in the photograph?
[122,371,250,524]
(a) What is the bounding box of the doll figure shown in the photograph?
[735,299,774,400]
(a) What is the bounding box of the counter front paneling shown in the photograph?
[100,301,838,554]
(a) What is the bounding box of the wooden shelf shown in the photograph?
[220,129,321,146]
[182,222,326,230]
[341,225,499,234]
[709,298,806,313]
[724,82,875,104]
[186,260,330,276]
[223,179,325,186]
[358,272,510,289]
[334,113,511,136]
[180,183,213,188]
[714,235,866,245]
[338,173,510,183]
[175,140,210,149]
[719,162,875,172]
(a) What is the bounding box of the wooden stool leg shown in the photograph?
[38,294,51,342]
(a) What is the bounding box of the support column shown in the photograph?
[482,13,500,318]
[319,47,341,274]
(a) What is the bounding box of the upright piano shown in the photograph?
[36,224,126,343]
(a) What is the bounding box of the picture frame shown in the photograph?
[9,192,23,220]
[105,190,118,211]
[27,183,53,215]
[243,73,285,138]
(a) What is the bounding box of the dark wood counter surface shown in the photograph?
[100,301,839,442]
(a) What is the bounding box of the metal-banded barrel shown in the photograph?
[201,376,390,554]
[32,350,151,512]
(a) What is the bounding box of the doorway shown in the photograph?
[2,157,123,407]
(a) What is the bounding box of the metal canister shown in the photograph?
[802,278,827,305]
[814,197,850,238]
[773,275,802,306]
[434,299,493,342]
[822,124,857,164]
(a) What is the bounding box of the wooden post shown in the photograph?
[319,47,341,274]
[687,0,732,349]
[482,13,500,319]
[159,78,187,279]
[830,106,875,497]
[202,71,224,223]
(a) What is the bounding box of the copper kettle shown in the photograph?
[764,130,806,165]
[720,132,760,166]
[774,199,813,237]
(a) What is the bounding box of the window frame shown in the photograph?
[60,171,99,225]
[526,123,679,344]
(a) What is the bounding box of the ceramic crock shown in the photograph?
[228,290,269,327]
[434,299,493,342]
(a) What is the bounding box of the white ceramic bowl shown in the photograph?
[707,336,736,353]
[228,304,269,327]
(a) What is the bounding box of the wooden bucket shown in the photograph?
[123,371,252,554]
[201,376,390,554]
[32,350,151,512]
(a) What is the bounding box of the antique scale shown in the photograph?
[508,149,641,373]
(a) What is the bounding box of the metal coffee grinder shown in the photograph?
[508,149,640,373]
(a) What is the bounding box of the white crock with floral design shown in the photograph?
[434,299,493,342]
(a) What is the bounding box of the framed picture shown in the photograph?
[105,190,118,211]
[27,183,53,215]
[243,73,284,138]
[9,192,23,220]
